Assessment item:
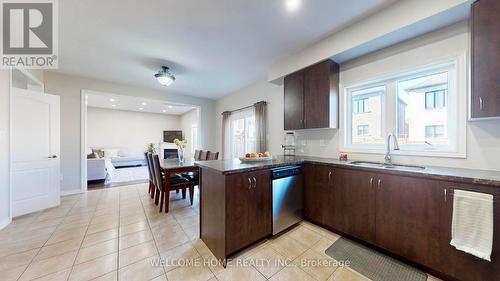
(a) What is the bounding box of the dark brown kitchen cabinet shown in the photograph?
[470,0,500,118]
[283,59,339,130]
[374,175,442,268]
[303,164,335,226]
[284,71,305,130]
[335,169,376,244]
[226,170,272,255]
[200,168,272,261]
[436,182,500,281]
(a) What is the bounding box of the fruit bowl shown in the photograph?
[239,156,273,162]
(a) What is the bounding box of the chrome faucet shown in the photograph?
[385,133,400,165]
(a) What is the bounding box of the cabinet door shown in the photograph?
[374,175,442,267]
[304,60,331,129]
[338,169,376,243]
[436,182,500,281]
[249,170,272,242]
[284,71,304,130]
[303,164,332,226]
[471,0,500,118]
[226,170,271,254]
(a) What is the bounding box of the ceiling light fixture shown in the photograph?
[155,66,176,86]
[139,107,143,110]
[141,102,147,106]
[109,98,115,102]
[162,110,167,113]
[285,0,301,12]
[168,105,173,109]
[111,104,116,107]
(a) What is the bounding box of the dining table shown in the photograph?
[159,158,199,212]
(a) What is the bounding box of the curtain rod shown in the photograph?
[222,101,266,115]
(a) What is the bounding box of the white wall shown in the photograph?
[44,72,216,194]
[87,107,180,155]
[0,70,11,228]
[216,23,500,171]
[180,109,199,159]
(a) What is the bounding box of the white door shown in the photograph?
[11,88,60,217]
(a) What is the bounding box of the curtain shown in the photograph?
[221,111,231,159]
[254,101,267,153]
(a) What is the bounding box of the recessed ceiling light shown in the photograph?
[111,104,116,107]
[141,102,147,106]
[162,110,167,113]
[168,105,173,109]
[139,107,143,110]
[285,0,301,12]
[109,98,115,102]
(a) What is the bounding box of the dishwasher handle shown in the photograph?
[272,166,302,179]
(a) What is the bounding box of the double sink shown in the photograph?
[350,161,426,171]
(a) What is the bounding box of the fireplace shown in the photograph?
[164,148,178,159]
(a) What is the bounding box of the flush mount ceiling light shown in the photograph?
[155,66,176,86]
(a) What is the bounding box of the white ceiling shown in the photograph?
[85,91,197,115]
[54,0,395,99]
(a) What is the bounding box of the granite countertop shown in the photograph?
[196,155,500,187]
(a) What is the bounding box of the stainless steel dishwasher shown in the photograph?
[272,166,303,235]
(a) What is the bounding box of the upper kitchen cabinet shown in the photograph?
[284,59,339,130]
[470,0,500,119]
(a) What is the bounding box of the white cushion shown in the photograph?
[103,148,119,158]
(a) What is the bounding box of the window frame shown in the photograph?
[342,55,467,158]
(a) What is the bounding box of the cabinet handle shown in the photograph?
[444,188,447,202]
[377,179,382,189]
[479,97,484,110]
[328,171,332,181]
[370,177,374,187]
[253,177,257,189]
[248,178,252,189]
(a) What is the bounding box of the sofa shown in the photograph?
[87,158,107,181]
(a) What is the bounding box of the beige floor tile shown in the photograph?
[182,225,200,241]
[119,229,153,250]
[34,238,82,261]
[191,239,211,257]
[68,253,118,281]
[160,242,200,272]
[155,231,190,253]
[269,265,316,281]
[0,264,29,281]
[216,265,266,281]
[247,246,290,279]
[87,221,119,235]
[75,239,118,264]
[427,275,443,281]
[46,227,87,245]
[294,249,338,281]
[328,267,370,281]
[82,228,119,248]
[118,256,165,280]
[0,248,38,271]
[150,274,167,281]
[289,226,323,248]
[120,220,150,236]
[31,268,71,281]
[91,270,118,281]
[166,263,214,281]
[119,241,158,268]
[19,250,77,281]
[311,237,335,255]
[269,235,309,260]
[0,236,46,257]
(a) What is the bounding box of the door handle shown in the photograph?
[252,177,257,189]
[479,97,484,110]
[48,155,58,159]
[377,179,382,189]
[248,178,252,189]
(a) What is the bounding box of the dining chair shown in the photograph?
[145,152,155,198]
[207,151,219,160]
[194,150,201,160]
[199,150,208,161]
[151,154,191,213]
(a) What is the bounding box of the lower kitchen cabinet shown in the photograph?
[226,170,272,254]
[374,175,442,268]
[304,163,333,226]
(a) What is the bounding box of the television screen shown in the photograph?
[163,130,183,143]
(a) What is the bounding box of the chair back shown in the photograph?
[194,150,201,160]
[151,154,163,192]
[207,151,219,160]
[199,150,208,160]
[145,152,153,182]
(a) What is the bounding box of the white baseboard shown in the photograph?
[0,217,12,230]
[61,189,83,196]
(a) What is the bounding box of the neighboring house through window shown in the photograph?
[425,125,445,138]
[357,125,369,136]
